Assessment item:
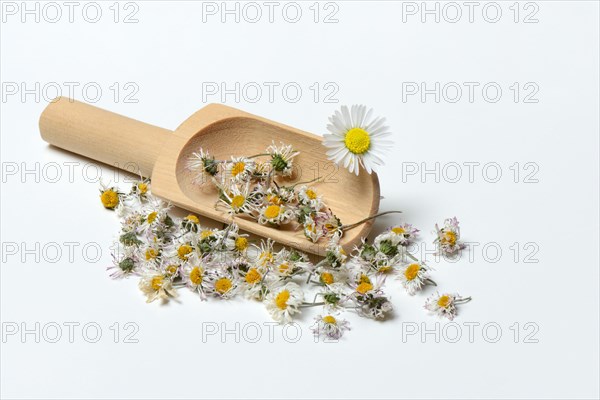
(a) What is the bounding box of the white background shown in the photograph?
[1,1,599,399]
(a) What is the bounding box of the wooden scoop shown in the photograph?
[39,97,380,255]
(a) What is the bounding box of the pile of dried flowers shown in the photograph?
[99,105,472,340]
[185,141,343,244]
[101,184,471,340]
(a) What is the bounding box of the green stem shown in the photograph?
[342,211,402,231]
[300,302,326,308]
[425,278,437,287]
[405,251,419,262]
[247,153,271,159]
[289,176,322,189]
[455,296,472,304]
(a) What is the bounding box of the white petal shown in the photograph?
[353,157,360,175]
[356,105,367,127]
[343,152,353,169]
[362,153,373,174]
[367,116,387,132]
[351,105,359,127]
[341,106,352,130]
[363,108,374,126]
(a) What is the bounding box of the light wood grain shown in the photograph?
[39,98,380,255]
[39,97,170,177]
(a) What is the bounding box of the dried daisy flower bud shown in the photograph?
[435,217,465,256]
[424,292,472,320]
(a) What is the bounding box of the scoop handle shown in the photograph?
[39,97,172,177]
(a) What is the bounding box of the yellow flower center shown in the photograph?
[264,205,281,219]
[378,265,392,274]
[306,189,317,200]
[275,290,290,310]
[177,244,193,260]
[189,267,203,285]
[166,264,178,275]
[392,226,405,234]
[260,251,273,265]
[359,274,371,284]
[186,214,200,224]
[215,278,233,294]
[245,268,262,284]
[137,183,148,194]
[147,212,158,224]
[322,315,337,324]
[344,127,371,155]
[150,275,163,291]
[278,263,290,273]
[145,248,158,260]
[267,195,282,205]
[235,237,248,251]
[443,231,457,246]
[437,295,451,308]
[231,195,245,209]
[201,230,214,239]
[100,190,119,209]
[356,282,373,294]
[231,162,246,177]
[320,272,334,285]
[404,264,421,281]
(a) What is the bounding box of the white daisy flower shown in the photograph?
[233,234,250,254]
[181,213,201,233]
[257,203,294,226]
[206,272,237,299]
[324,233,348,269]
[264,186,296,205]
[138,241,162,267]
[351,273,378,296]
[108,247,139,279]
[375,223,419,247]
[265,282,304,323]
[219,223,250,255]
[323,105,392,175]
[397,262,435,295]
[180,254,209,300]
[240,266,268,300]
[373,257,402,275]
[316,268,348,287]
[311,314,351,340]
[138,272,177,303]
[99,182,122,210]
[197,228,224,254]
[139,199,173,233]
[424,292,472,320]
[435,217,465,256]
[266,141,299,176]
[372,231,403,259]
[187,148,220,184]
[160,259,181,278]
[302,215,324,243]
[318,285,351,312]
[225,156,255,182]
[219,181,257,215]
[349,274,393,320]
[165,231,197,262]
[181,262,207,300]
[251,239,276,268]
[271,248,311,278]
[119,210,145,233]
[297,185,323,209]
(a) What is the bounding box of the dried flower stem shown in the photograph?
[341,211,402,231]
